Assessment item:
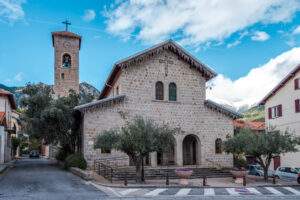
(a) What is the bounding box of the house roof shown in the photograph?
[74,95,125,112]
[0,112,6,126]
[259,64,300,105]
[204,100,242,119]
[233,119,265,131]
[51,31,82,49]
[99,40,217,99]
[0,89,17,109]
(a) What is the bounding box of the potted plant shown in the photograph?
[175,168,193,186]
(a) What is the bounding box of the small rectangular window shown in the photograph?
[268,105,282,119]
[295,99,300,113]
[61,73,65,80]
[101,148,111,154]
[295,78,300,90]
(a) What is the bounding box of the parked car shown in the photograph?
[274,167,300,184]
[246,164,275,177]
[29,150,40,158]
[247,164,264,176]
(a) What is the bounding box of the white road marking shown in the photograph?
[283,187,300,195]
[247,187,262,195]
[145,188,166,196]
[265,187,284,195]
[175,188,191,196]
[120,188,139,196]
[88,182,121,197]
[226,188,240,195]
[204,188,215,196]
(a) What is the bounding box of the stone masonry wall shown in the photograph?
[83,49,234,168]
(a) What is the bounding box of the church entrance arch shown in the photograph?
[182,134,200,165]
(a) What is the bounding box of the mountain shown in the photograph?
[0,82,100,106]
[241,105,265,122]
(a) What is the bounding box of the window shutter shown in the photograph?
[295,99,300,113]
[268,107,272,119]
[278,105,282,117]
[295,78,299,90]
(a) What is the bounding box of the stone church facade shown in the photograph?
[75,40,241,168]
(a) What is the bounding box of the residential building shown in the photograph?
[259,64,300,168]
[0,89,17,163]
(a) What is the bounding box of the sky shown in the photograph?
[1,0,300,109]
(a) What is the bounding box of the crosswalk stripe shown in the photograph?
[283,187,300,195]
[247,187,262,195]
[120,188,139,196]
[145,188,166,196]
[226,188,240,195]
[204,188,215,196]
[175,188,191,196]
[265,187,284,195]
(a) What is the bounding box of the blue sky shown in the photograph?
[1,0,300,107]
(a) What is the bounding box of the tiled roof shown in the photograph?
[99,40,217,99]
[233,119,265,131]
[0,89,17,109]
[74,95,125,112]
[204,100,242,119]
[0,112,6,126]
[259,64,300,105]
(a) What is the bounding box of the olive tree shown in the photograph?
[94,116,176,182]
[224,128,300,182]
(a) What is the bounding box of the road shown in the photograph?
[0,158,299,200]
[0,158,106,200]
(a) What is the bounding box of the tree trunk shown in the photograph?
[134,157,143,183]
[141,158,145,182]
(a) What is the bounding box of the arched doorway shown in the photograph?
[182,135,200,165]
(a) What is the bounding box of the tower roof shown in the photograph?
[51,31,82,49]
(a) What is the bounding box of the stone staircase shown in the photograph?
[97,165,232,181]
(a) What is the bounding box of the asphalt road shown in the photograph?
[0,158,107,200]
[0,158,299,200]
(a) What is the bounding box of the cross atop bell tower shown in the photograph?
[62,20,71,31]
[51,22,81,97]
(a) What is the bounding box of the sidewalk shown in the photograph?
[0,160,16,174]
[90,171,299,188]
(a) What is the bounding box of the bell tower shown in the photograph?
[52,20,81,97]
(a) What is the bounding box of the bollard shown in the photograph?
[203,176,207,186]
[124,173,128,186]
[166,172,169,185]
[243,176,246,186]
[272,176,276,184]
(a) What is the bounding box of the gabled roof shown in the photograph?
[51,31,82,49]
[99,40,217,99]
[0,89,17,109]
[259,64,300,105]
[204,100,242,119]
[74,95,125,112]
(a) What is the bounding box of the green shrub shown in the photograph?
[64,153,87,170]
[233,155,247,169]
[55,149,70,161]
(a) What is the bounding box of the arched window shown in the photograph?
[62,53,71,68]
[215,138,222,154]
[169,82,177,101]
[155,81,164,100]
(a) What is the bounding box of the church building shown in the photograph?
[75,40,241,168]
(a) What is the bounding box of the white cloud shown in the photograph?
[292,25,300,35]
[82,9,96,22]
[4,72,24,83]
[206,47,300,110]
[0,0,25,23]
[105,0,300,45]
[251,31,270,41]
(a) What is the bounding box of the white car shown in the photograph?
[274,167,300,184]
